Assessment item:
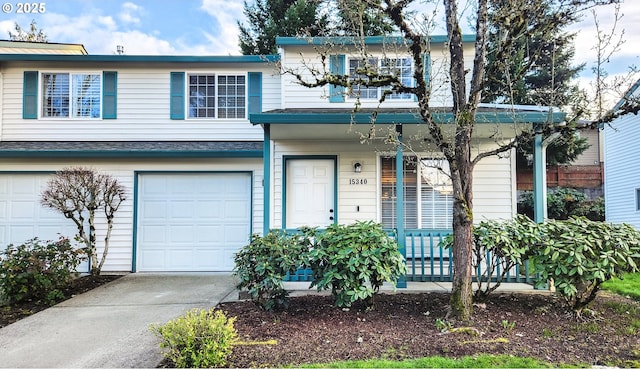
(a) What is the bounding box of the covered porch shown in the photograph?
[250,107,564,283]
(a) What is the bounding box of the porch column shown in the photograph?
[263,124,271,235]
[395,124,407,288]
[533,124,545,223]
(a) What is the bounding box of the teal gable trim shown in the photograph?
[250,111,566,125]
[102,71,117,119]
[170,72,185,120]
[248,72,262,114]
[329,55,346,103]
[0,54,279,63]
[23,71,38,119]
[281,155,338,229]
[276,35,476,46]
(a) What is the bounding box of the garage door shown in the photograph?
[136,172,251,272]
[0,174,84,268]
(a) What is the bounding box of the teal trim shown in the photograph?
[170,72,185,120]
[612,78,640,112]
[329,55,345,103]
[131,172,139,272]
[248,72,262,114]
[132,170,255,273]
[533,128,545,223]
[250,111,567,125]
[22,71,38,119]
[276,35,476,46]
[282,155,338,228]
[102,71,117,119]
[395,127,407,288]
[263,124,271,235]
[0,54,279,63]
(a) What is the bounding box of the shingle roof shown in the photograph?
[0,141,263,158]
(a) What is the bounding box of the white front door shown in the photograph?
[286,159,335,228]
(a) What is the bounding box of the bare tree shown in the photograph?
[281,0,616,320]
[9,20,48,42]
[41,167,126,276]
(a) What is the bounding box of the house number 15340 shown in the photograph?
[349,178,368,185]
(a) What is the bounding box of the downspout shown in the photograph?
[395,124,407,288]
[533,123,561,223]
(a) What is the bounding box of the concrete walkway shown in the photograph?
[0,273,236,368]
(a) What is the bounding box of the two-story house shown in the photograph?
[0,37,561,280]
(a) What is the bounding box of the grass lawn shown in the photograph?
[300,354,562,368]
[602,273,640,300]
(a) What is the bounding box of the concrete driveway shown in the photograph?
[0,273,237,368]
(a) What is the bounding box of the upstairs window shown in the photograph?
[348,57,413,100]
[188,74,246,119]
[41,73,101,118]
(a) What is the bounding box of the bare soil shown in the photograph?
[219,291,640,368]
[0,274,122,328]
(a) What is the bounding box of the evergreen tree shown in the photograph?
[238,0,328,55]
[482,0,589,165]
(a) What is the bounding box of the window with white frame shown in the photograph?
[41,73,101,118]
[381,156,453,230]
[348,57,413,100]
[188,74,246,119]
[636,188,640,211]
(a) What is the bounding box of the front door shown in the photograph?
[285,159,335,228]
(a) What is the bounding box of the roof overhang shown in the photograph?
[276,35,476,46]
[0,54,279,63]
[250,108,566,125]
[0,141,263,158]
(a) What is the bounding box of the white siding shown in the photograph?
[572,128,602,166]
[0,158,264,272]
[270,139,515,229]
[604,114,640,227]
[279,42,474,110]
[0,62,279,141]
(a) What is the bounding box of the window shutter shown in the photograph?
[170,72,185,120]
[102,71,117,119]
[329,55,345,103]
[23,71,38,119]
[248,72,262,115]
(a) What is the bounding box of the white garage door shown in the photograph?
[0,174,85,270]
[136,172,251,272]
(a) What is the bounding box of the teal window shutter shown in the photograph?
[170,72,185,120]
[248,72,262,115]
[23,71,38,119]
[329,55,345,103]
[102,71,117,119]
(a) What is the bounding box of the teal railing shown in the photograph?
[283,228,534,285]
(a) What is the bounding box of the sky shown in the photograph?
[0,0,638,94]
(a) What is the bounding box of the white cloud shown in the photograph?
[199,0,245,55]
[119,2,143,25]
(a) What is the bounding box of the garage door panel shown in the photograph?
[137,173,251,272]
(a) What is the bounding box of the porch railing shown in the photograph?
[283,228,534,284]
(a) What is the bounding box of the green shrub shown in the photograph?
[152,308,237,368]
[518,187,605,221]
[306,221,406,308]
[0,237,84,304]
[443,215,540,301]
[532,217,640,312]
[233,230,308,311]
